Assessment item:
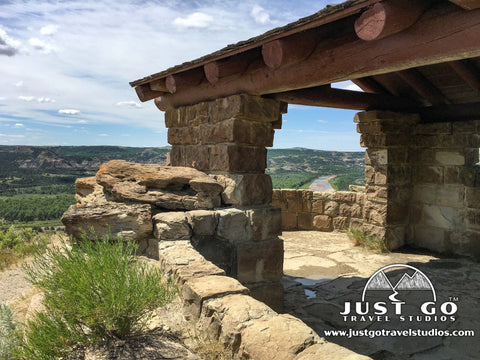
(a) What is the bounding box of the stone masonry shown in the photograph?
[272,188,364,232]
[164,94,285,308]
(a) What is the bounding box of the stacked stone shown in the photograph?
[409,120,480,258]
[272,189,364,232]
[355,110,419,250]
[164,94,285,309]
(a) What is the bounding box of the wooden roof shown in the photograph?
[131,0,480,121]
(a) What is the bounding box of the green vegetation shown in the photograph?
[267,148,364,190]
[347,229,390,254]
[0,303,18,360]
[17,235,178,360]
[0,226,52,270]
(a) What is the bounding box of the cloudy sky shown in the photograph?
[0,0,362,151]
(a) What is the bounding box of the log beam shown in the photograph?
[449,60,480,95]
[267,85,420,111]
[420,102,480,122]
[135,84,165,102]
[262,31,317,69]
[166,69,204,94]
[150,78,168,92]
[448,0,480,10]
[151,3,480,110]
[352,77,391,94]
[397,69,450,105]
[354,0,433,41]
[204,51,258,84]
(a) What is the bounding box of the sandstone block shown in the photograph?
[365,149,387,166]
[247,206,282,241]
[283,189,302,212]
[416,122,452,135]
[414,166,443,184]
[186,210,217,236]
[333,191,357,203]
[362,223,386,240]
[168,127,196,145]
[169,145,186,166]
[216,208,250,242]
[247,282,284,313]
[435,150,465,166]
[282,212,298,230]
[236,238,284,284]
[385,225,406,250]
[199,119,274,147]
[61,203,153,241]
[466,187,480,209]
[214,174,273,206]
[340,203,363,218]
[210,94,280,124]
[96,160,222,210]
[434,185,465,208]
[75,176,107,206]
[301,190,313,212]
[312,215,333,231]
[158,241,225,284]
[183,275,249,318]
[333,216,349,230]
[467,208,480,230]
[413,226,446,252]
[295,342,372,360]
[184,145,210,171]
[349,218,363,230]
[238,314,319,360]
[422,205,462,230]
[153,212,191,240]
[312,199,323,213]
[137,238,159,259]
[324,201,339,217]
[365,166,375,184]
[209,144,266,172]
[366,185,387,203]
[297,213,314,230]
[363,201,387,226]
[200,294,277,349]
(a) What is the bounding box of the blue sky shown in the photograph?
[0,0,363,151]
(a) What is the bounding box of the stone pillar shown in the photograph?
[165,94,284,310]
[355,110,419,250]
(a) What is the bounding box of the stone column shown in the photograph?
[355,110,419,250]
[165,94,284,310]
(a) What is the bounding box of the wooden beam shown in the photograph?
[135,84,165,102]
[397,69,450,105]
[262,31,317,69]
[154,3,480,110]
[267,85,420,110]
[204,51,258,84]
[352,77,391,94]
[449,60,480,95]
[150,78,168,92]
[449,0,480,10]
[420,102,480,122]
[355,0,433,41]
[165,68,204,94]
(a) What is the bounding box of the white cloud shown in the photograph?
[116,101,142,108]
[28,37,56,54]
[0,97,5,101]
[99,133,109,137]
[77,120,88,124]
[0,28,21,56]
[14,81,23,87]
[0,133,25,138]
[18,95,35,102]
[173,12,214,28]
[317,120,328,123]
[58,109,80,115]
[37,97,56,103]
[40,24,59,36]
[251,5,272,24]
[14,123,24,127]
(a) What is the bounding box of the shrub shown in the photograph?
[347,229,390,254]
[0,226,51,270]
[16,236,177,360]
[0,303,18,360]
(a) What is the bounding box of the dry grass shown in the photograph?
[348,229,390,254]
[187,328,234,360]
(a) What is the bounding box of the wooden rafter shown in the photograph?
[352,77,391,94]
[448,0,480,10]
[397,69,450,105]
[449,60,480,95]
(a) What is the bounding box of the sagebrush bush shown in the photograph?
[0,303,18,360]
[0,226,51,270]
[16,236,178,360]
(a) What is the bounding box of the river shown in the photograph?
[309,175,335,192]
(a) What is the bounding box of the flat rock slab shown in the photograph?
[282,231,480,360]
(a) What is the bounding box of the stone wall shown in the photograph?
[272,188,364,232]
[157,239,371,360]
[408,121,480,259]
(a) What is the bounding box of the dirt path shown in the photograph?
[0,266,32,305]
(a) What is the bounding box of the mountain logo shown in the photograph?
[362,264,436,302]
